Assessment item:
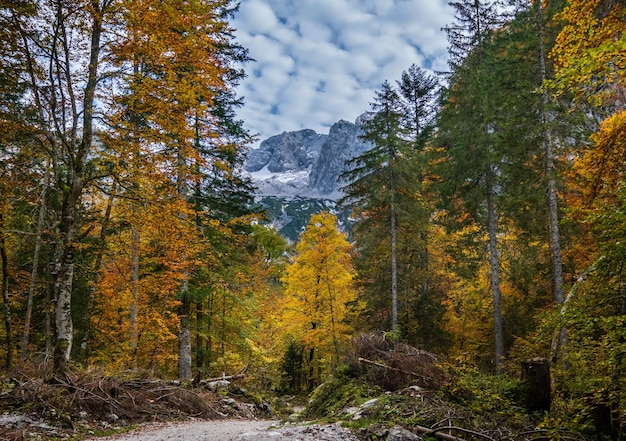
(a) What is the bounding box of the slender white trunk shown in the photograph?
[177,140,192,379]
[129,226,139,361]
[487,177,505,375]
[21,176,48,361]
[1,214,12,368]
[54,227,75,371]
[534,1,564,306]
[52,2,105,373]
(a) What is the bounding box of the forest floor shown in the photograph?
[0,370,286,441]
[0,334,593,441]
[0,368,362,441]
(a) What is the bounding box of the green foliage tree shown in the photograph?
[438,0,544,374]
[341,69,447,351]
[341,82,410,334]
[280,338,305,393]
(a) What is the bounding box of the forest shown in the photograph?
[0,0,625,438]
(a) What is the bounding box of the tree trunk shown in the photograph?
[327,284,340,365]
[521,358,551,413]
[129,226,139,363]
[390,175,398,333]
[196,299,204,369]
[486,177,505,375]
[45,258,56,359]
[178,290,192,379]
[81,185,115,360]
[54,189,79,372]
[21,177,48,361]
[54,225,76,372]
[52,3,105,373]
[534,1,567,367]
[176,128,192,379]
[0,213,12,369]
[420,229,429,301]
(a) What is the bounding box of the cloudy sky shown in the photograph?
[232,0,454,146]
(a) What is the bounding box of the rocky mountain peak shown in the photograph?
[308,118,371,197]
[244,129,326,174]
[245,115,371,200]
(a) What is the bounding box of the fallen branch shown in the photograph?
[203,373,246,383]
[502,429,586,441]
[54,375,122,408]
[415,425,495,441]
[357,357,437,384]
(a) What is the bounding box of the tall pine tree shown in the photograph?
[440,0,510,374]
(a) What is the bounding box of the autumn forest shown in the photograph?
[0,0,625,437]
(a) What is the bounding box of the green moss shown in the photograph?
[304,376,378,419]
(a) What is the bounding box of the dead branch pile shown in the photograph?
[0,371,258,440]
[3,374,222,421]
[347,332,446,391]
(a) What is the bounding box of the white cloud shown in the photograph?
[233,0,454,146]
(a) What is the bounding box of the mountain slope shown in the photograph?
[245,115,371,240]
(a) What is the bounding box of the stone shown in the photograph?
[386,425,422,441]
[207,379,230,390]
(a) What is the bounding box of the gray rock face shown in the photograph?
[245,129,326,173]
[308,119,371,196]
[245,115,371,200]
[245,115,371,240]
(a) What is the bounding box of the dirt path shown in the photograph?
[84,420,277,441]
[84,419,361,441]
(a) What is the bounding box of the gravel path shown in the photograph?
[84,420,277,441]
[84,420,361,441]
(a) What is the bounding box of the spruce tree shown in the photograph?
[440,0,509,374]
[396,65,442,348]
[342,81,408,333]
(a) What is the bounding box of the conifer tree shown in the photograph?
[341,71,446,347]
[440,0,509,373]
[396,65,442,347]
[342,81,409,333]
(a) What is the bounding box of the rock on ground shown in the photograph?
[236,423,361,441]
[385,425,422,441]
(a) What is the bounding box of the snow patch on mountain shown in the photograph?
[244,114,371,201]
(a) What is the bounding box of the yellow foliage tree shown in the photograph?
[281,212,360,386]
[550,0,625,108]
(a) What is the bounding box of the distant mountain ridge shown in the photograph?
[244,114,371,201]
[244,114,372,240]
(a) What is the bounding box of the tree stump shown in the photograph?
[521,358,551,413]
